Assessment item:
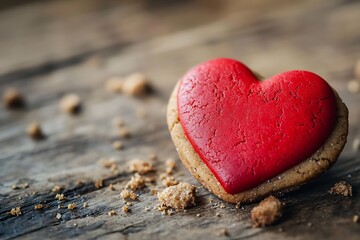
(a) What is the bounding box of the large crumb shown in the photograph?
[160,173,178,187]
[122,73,149,96]
[157,182,196,210]
[251,195,283,228]
[3,88,25,109]
[120,189,138,200]
[59,94,81,114]
[106,77,124,93]
[26,122,45,140]
[10,207,22,216]
[129,159,155,175]
[329,181,353,196]
[125,173,145,191]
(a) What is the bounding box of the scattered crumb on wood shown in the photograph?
[55,193,66,201]
[3,88,25,109]
[56,213,62,220]
[144,176,156,183]
[165,158,176,175]
[122,73,150,96]
[251,195,283,228]
[108,210,117,216]
[353,215,359,223]
[67,203,77,210]
[148,153,157,160]
[216,212,221,217]
[112,140,123,150]
[160,173,178,187]
[34,204,43,210]
[125,173,145,191]
[95,179,104,189]
[196,213,201,217]
[108,183,115,191]
[118,127,131,138]
[219,204,226,209]
[157,182,196,210]
[59,94,81,114]
[76,180,85,187]
[12,182,29,190]
[129,159,155,175]
[120,189,138,200]
[83,202,89,208]
[106,77,124,93]
[150,189,158,195]
[218,228,229,237]
[52,185,64,193]
[329,181,353,197]
[26,122,45,140]
[235,202,241,209]
[347,80,360,93]
[99,159,118,173]
[122,205,130,213]
[144,207,151,212]
[10,207,22,216]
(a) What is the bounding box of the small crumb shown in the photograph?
[76,180,85,187]
[26,122,45,140]
[10,207,21,216]
[118,127,131,138]
[120,189,138,200]
[129,159,155,175]
[112,117,125,128]
[157,182,196,210]
[353,215,359,223]
[122,73,150,96]
[55,193,66,201]
[95,179,104,189]
[216,212,221,217]
[307,222,312,227]
[329,181,352,196]
[83,202,89,208]
[160,173,179,187]
[148,153,157,160]
[251,195,283,228]
[144,207,151,212]
[108,184,115,191]
[125,173,145,191]
[165,158,176,169]
[209,198,214,203]
[144,176,156,183]
[12,185,20,190]
[106,77,124,93]
[219,204,226,209]
[59,94,81,114]
[108,210,117,216]
[56,213,62,220]
[67,203,77,210]
[99,158,116,168]
[196,213,201,217]
[150,189,158,195]
[83,55,104,69]
[12,182,30,190]
[218,228,229,237]
[52,185,64,193]
[347,80,360,93]
[353,138,360,152]
[122,205,130,213]
[354,59,360,79]
[235,202,241,209]
[112,141,123,150]
[34,204,43,210]
[3,88,25,109]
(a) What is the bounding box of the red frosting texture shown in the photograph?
[177,58,337,194]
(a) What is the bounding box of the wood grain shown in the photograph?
[0,0,359,239]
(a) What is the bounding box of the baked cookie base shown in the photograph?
[167,81,348,203]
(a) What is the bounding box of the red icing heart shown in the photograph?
[177,58,337,194]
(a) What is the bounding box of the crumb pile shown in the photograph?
[329,181,353,197]
[251,195,283,227]
[157,182,196,210]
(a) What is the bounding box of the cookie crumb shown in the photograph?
[52,185,64,193]
[165,158,176,172]
[95,179,104,189]
[150,189,158,195]
[196,213,201,217]
[122,205,130,213]
[353,215,359,223]
[26,122,45,140]
[125,173,145,191]
[215,212,221,217]
[144,207,151,212]
[329,181,352,196]
[112,141,123,150]
[56,213,62,220]
[83,202,89,208]
[157,182,196,210]
[59,94,81,114]
[108,184,115,191]
[251,195,283,228]
[148,153,157,160]
[118,127,131,138]
[129,159,155,174]
[235,202,241,209]
[120,189,138,200]
[10,207,22,216]
[99,159,118,173]
[67,203,77,210]
[160,173,179,187]
[218,228,229,237]
[347,80,360,93]
[219,204,226,209]
[108,210,117,216]
[55,193,66,201]
[12,183,29,190]
[106,77,124,93]
[3,88,25,109]
[122,73,149,96]
[34,204,43,210]
[12,185,20,190]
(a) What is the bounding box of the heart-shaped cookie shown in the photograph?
[167,58,348,203]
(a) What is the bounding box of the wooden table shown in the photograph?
[0,0,359,239]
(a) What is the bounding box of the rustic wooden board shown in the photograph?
[0,0,359,239]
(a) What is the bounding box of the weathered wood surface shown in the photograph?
[0,0,359,239]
